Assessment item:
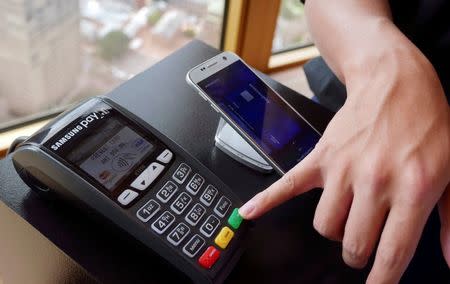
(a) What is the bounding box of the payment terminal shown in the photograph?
[11,97,248,284]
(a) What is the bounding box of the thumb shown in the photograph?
[239,153,321,220]
[438,183,450,267]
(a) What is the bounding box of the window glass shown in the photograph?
[0,0,225,128]
[272,0,312,53]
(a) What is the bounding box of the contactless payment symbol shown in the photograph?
[112,153,136,172]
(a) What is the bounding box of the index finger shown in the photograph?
[239,153,322,219]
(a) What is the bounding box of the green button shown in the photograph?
[228,208,243,230]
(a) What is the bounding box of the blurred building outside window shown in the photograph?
[0,0,225,129]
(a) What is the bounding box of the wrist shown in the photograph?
[340,17,433,93]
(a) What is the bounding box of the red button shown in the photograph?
[198,246,221,269]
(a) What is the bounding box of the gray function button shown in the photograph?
[200,185,218,206]
[214,196,232,217]
[156,181,178,203]
[117,189,139,206]
[157,149,173,164]
[185,203,206,226]
[186,173,205,195]
[131,162,165,191]
[170,192,192,215]
[151,211,175,234]
[172,163,191,184]
[183,234,205,258]
[136,199,160,222]
[167,223,190,246]
[200,215,220,237]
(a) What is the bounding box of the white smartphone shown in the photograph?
[186,51,322,175]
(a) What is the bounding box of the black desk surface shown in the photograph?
[0,40,448,283]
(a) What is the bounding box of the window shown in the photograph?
[0,0,320,156]
[272,0,312,53]
[0,0,226,130]
[223,0,317,73]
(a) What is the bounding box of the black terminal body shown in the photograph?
[12,97,248,284]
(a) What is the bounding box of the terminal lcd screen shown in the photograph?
[66,116,154,190]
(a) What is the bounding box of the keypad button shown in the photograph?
[136,199,160,222]
[151,211,175,234]
[157,149,173,164]
[200,185,218,206]
[227,208,243,230]
[214,196,231,218]
[156,181,178,203]
[172,163,191,184]
[117,189,139,206]
[185,203,206,226]
[214,226,234,249]
[170,192,192,215]
[167,223,190,246]
[198,246,221,269]
[131,162,165,191]
[200,215,220,237]
[186,173,205,195]
[183,234,205,258]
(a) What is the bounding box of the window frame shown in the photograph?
[223,0,317,73]
[272,42,314,56]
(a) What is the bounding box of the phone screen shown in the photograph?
[198,60,321,173]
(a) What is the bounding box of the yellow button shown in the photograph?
[214,226,234,249]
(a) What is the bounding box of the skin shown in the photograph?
[239,0,450,283]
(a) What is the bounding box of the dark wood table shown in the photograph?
[0,40,447,283]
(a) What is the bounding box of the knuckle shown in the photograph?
[370,171,389,190]
[403,162,433,204]
[358,159,389,195]
[366,176,388,197]
[313,216,341,241]
[281,171,297,198]
[313,139,327,157]
[377,244,407,269]
[312,216,324,234]
[343,239,370,268]
[311,139,329,165]
[410,171,431,193]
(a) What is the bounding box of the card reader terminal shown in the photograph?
[11,97,248,284]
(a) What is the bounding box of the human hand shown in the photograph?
[239,42,450,283]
